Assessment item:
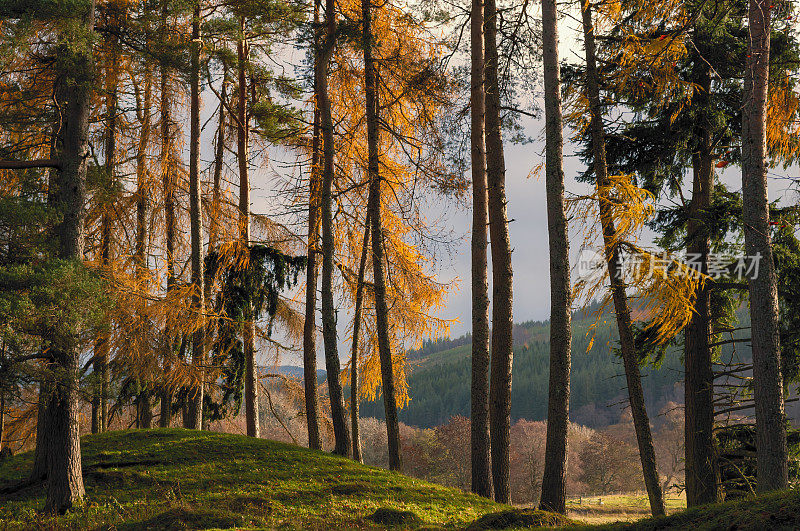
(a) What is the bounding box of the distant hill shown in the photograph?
[361,306,751,429]
[269,365,327,383]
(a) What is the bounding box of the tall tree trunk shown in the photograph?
[44,0,94,512]
[186,3,205,430]
[238,19,259,438]
[350,211,370,463]
[159,3,176,430]
[484,0,514,503]
[684,67,720,506]
[539,0,571,512]
[363,0,401,472]
[742,0,789,492]
[318,0,351,457]
[303,1,324,453]
[304,122,323,450]
[469,0,492,500]
[135,66,154,433]
[580,0,665,516]
[92,17,121,435]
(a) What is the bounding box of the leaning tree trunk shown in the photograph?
[484,0,514,503]
[684,66,720,507]
[318,0,351,456]
[742,0,789,492]
[469,0,492,500]
[363,0,401,472]
[43,0,94,512]
[580,0,665,516]
[186,3,205,430]
[539,0,572,512]
[159,2,176,429]
[350,211,371,463]
[238,18,260,439]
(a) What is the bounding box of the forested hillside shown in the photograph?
[362,308,752,429]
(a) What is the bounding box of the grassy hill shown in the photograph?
[1,429,798,529]
[0,429,506,529]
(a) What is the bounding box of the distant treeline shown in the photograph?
[362,305,751,429]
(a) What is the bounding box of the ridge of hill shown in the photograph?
[0,429,503,529]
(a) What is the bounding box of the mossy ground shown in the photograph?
[1,429,799,530]
[0,428,506,529]
[600,489,800,531]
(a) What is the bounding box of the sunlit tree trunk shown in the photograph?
[43,0,94,512]
[742,0,788,492]
[135,69,154,431]
[580,0,665,516]
[350,211,370,463]
[304,118,323,450]
[159,1,176,430]
[363,0,400,472]
[186,2,205,430]
[92,19,122,434]
[318,0,351,456]
[238,17,259,438]
[539,0,571,512]
[484,0,513,502]
[304,1,324,453]
[469,0,492,500]
[684,66,720,507]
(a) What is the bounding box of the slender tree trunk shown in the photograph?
[318,0,351,457]
[92,20,121,435]
[580,1,665,516]
[350,211,370,463]
[684,67,720,507]
[159,3,176,430]
[238,19,259,438]
[31,378,51,480]
[304,123,323,450]
[135,69,155,433]
[484,0,514,502]
[210,67,227,250]
[304,1,324,453]
[43,0,94,512]
[742,0,789,492]
[539,0,572,512]
[363,0,400,472]
[186,3,205,430]
[469,0,492,500]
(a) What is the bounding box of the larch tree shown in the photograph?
[539,0,572,513]
[187,1,206,430]
[578,0,665,515]
[362,0,402,472]
[317,0,352,456]
[303,0,323,447]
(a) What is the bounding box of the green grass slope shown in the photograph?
[602,489,800,531]
[0,428,508,529]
